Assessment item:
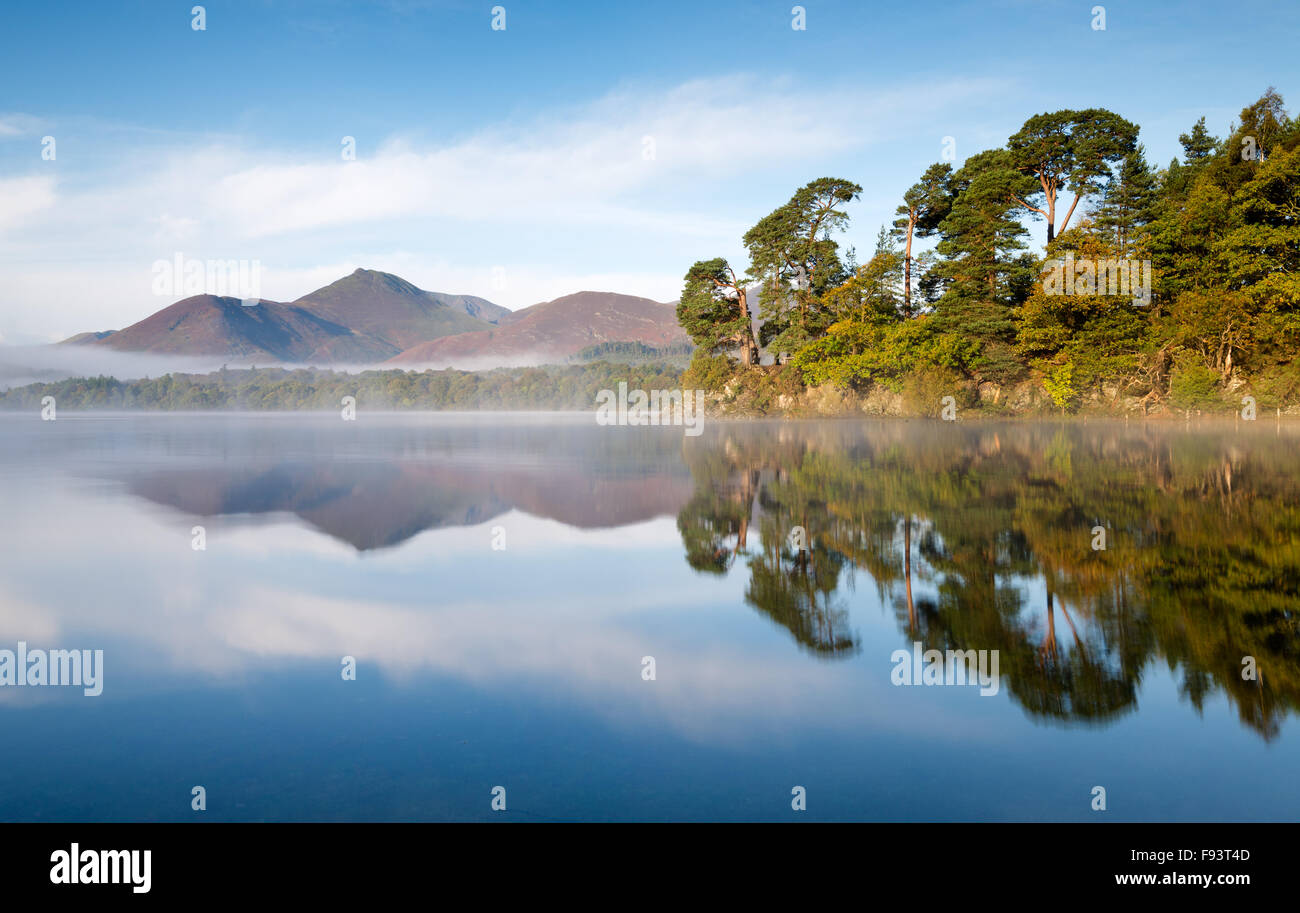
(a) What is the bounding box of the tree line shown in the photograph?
[677,90,1300,414]
[0,363,684,412]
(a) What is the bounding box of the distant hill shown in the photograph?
[58,273,689,369]
[59,330,116,345]
[61,269,507,364]
[428,292,512,325]
[291,269,506,350]
[386,291,689,367]
[89,294,398,363]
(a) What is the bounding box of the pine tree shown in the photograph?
[891,163,953,317]
[1178,116,1217,165]
[930,150,1036,381]
[1094,145,1158,254]
[1007,108,1139,242]
[677,258,758,364]
[743,177,862,361]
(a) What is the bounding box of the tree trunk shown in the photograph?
[737,287,757,365]
[903,214,916,315]
[737,469,758,549]
[1041,589,1057,659]
[1045,182,1058,242]
[904,515,915,634]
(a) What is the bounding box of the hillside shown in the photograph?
[55,273,690,369]
[62,269,508,364]
[90,294,397,363]
[58,330,116,345]
[291,268,505,350]
[386,291,689,367]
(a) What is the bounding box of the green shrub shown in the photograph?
[681,351,735,393]
[900,365,972,417]
[1041,360,1078,412]
[728,364,807,415]
[1168,353,1224,411]
[1248,362,1300,409]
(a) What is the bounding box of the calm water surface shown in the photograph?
[0,412,1297,821]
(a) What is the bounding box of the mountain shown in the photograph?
[88,294,398,363]
[291,269,506,350]
[59,330,116,345]
[63,269,506,364]
[385,291,689,367]
[428,292,512,325]
[58,273,689,369]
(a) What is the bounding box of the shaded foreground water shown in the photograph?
[0,412,1296,821]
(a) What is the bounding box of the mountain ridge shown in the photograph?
[385,290,689,367]
[61,271,688,368]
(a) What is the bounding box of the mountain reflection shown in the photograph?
[103,416,1298,741]
[676,421,1299,740]
[117,422,695,550]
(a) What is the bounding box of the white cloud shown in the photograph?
[0,176,57,232]
[0,73,1016,340]
[0,113,44,137]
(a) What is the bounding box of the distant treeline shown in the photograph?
[0,363,685,411]
[571,340,695,366]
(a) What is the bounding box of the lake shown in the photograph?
[0,412,1297,821]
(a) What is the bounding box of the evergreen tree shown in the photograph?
[1178,116,1218,165]
[1007,108,1139,241]
[891,163,954,316]
[743,177,862,361]
[677,258,758,364]
[1094,145,1158,254]
[930,150,1036,382]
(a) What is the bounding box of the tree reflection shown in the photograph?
[676,421,1300,740]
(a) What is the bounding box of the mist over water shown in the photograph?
[0,344,234,390]
[0,342,596,393]
[1,413,1297,821]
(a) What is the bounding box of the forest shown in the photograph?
[678,90,1300,416]
[0,363,684,411]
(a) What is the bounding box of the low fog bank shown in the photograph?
[0,344,233,391]
[0,344,580,391]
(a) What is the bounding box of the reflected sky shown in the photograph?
[0,413,1297,821]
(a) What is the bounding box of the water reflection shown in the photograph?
[6,414,1297,745]
[677,421,1299,739]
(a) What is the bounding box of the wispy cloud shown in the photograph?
[0,113,44,137]
[0,175,56,232]
[0,73,1016,340]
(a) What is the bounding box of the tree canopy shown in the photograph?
[678,90,1300,416]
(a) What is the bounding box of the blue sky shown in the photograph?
[1,0,1297,342]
